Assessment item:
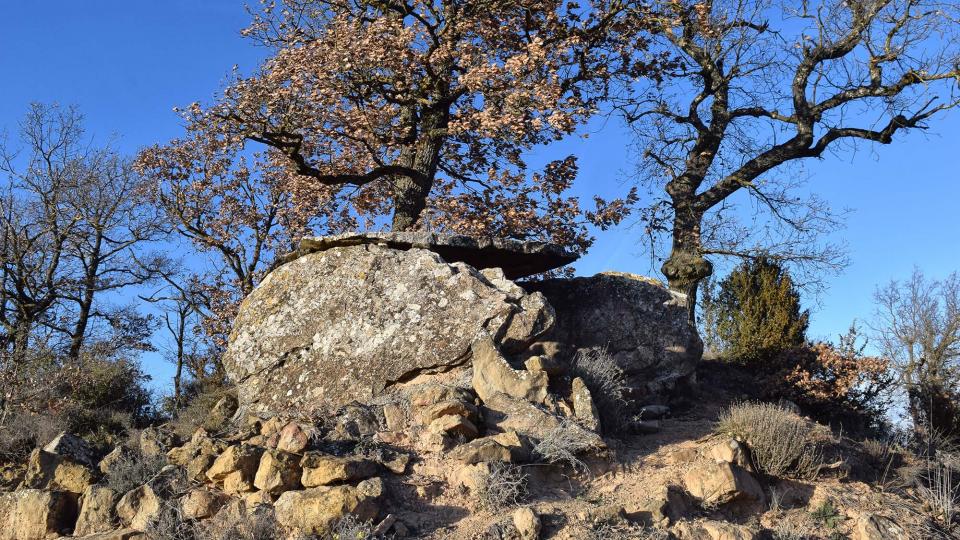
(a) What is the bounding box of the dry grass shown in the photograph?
[571,347,630,432]
[532,418,596,474]
[103,447,169,495]
[474,462,528,512]
[584,521,669,540]
[716,401,825,479]
[916,457,959,531]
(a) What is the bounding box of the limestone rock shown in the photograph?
[527,272,702,402]
[482,393,604,450]
[472,333,549,403]
[0,489,75,540]
[116,485,161,531]
[682,461,764,507]
[570,377,600,431]
[205,444,263,485]
[451,432,531,464]
[276,422,310,453]
[254,449,302,494]
[180,488,227,520]
[139,427,178,458]
[426,413,479,440]
[275,232,579,280]
[74,529,147,540]
[222,469,255,495]
[274,477,384,536]
[301,452,380,487]
[672,520,757,540]
[44,432,96,467]
[224,244,555,414]
[853,514,908,540]
[75,485,117,535]
[24,448,95,494]
[99,446,130,476]
[512,507,542,540]
[203,394,238,432]
[707,438,752,471]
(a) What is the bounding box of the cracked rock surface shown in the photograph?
[224,244,554,415]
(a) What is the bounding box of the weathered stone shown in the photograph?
[707,438,752,471]
[0,489,75,540]
[180,488,227,520]
[331,403,381,441]
[274,477,384,536]
[472,333,549,403]
[24,448,95,494]
[512,507,542,540]
[301,452,380,487]
[450,431,531,464]
[852,514,908,540]
[186,453,216,482]
[244,489,274,509]
[224,244,554,414]
[74,529,147,540]
[276,422,310,454]
[139,427,178,458]
[116,485,161,531]
[44,432,96,467]
[416,400,479,425]
[223,470,254,495]
[426,414,479,440]
[527,272,702,402]
[99,447,129,476]
[274,232,579,280]
[682,461,764,507]
[254,449,302,494]
[672,520,757,540]
[203,394,239,432]
[75,485,117,535]
[570,377,600,431]
[205,444,263,484]
[482,393,604,450]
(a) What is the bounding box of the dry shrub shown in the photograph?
[716,402,825,479]
[104,447,169,495]
[474,462,528,512]
[585,521,669,540]
[915,457,960,532]
[570,347,630,432]
[147,501,279,540]
[532,418,597,474]
[169,384,234,440]
[324,514,381,539]
[0,410,66,463]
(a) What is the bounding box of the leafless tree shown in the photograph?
[620,0,960,316]
[874,269,960,438]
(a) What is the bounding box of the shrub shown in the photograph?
[769,336,894,434]
[586,521,669,540]
[716,402,825,479]
[915,457,959,531]
[570,347,630,432]
[104,447,169,495]
[705,257,809,365]
[168,382,235,440]
[0,410,66,463]
[474,462,528,512]
[532,418,596,474]
[325,514,379,539]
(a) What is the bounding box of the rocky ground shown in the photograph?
[0,358,942,540]
[0,236,948,539]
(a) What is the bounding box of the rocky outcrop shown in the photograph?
[526,272,703,402]
[225,243,555,414]
[0,489,75,540]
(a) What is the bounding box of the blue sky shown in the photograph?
[2,1,958,391]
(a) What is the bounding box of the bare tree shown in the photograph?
[874,269,960,438]
[621,0,960,316]
[0,105,84,364]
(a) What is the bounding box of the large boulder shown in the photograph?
[225,242,555,414]
[526,272,702,402]
[0,489,76,540]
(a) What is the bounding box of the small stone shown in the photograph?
[682,461,764,507]
[205,444,263,484]
[254,449,302,495]
[75,485,117,535]
[513,507,542,540]
[427,414,479,440]
[301,452,380,487]
[180,488,227,520]
[853,514,908,540]
[277,422,310,453]
[116,484,161,531]
[571,377,600,431]
[450,431,531,464]
[223,469,255,495]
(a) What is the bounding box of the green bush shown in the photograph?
[704,257,809,365]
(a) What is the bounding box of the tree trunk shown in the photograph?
[391,107,447,231]
[661,189,712,322]
[68,234,103,364]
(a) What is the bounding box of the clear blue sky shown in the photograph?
[2,1,958,391]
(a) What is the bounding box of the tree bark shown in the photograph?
[661,183,712,322]
[391,106,447,231]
